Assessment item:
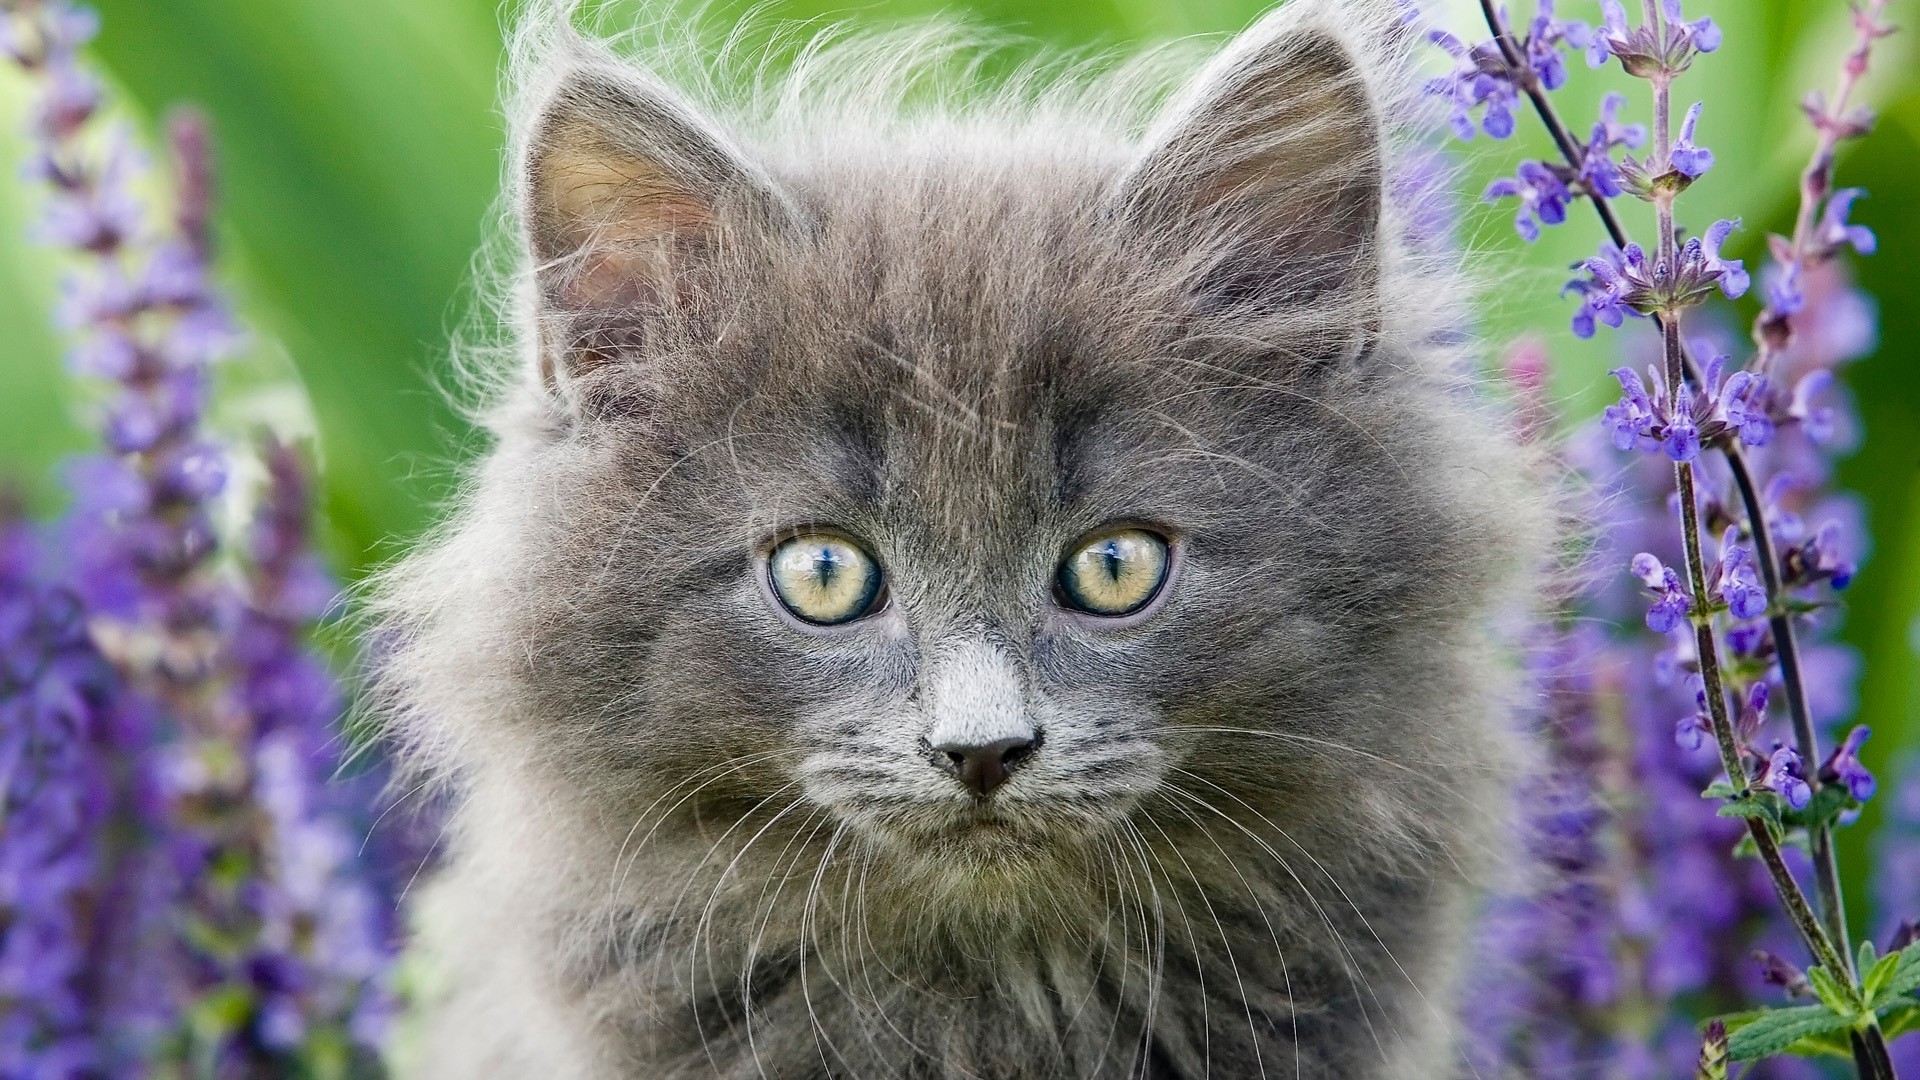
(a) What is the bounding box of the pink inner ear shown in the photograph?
[534,142,719,311]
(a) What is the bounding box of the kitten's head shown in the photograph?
[383,1,1542,919]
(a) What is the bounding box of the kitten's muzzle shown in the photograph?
[931,732,1040,798]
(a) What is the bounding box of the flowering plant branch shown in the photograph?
[1427,0,1904,1074]
[0,0,410,1072]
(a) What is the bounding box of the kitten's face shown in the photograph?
[514,185,1449,896]
[460,25,1505,911]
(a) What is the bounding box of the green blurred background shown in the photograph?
[0,0,1914,929]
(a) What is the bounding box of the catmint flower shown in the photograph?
[1567,221,1746,333]
[1711,535,1767,620]
[1819,725,1875,802]
[1589,0,1721,76]
[1814,188,1876,257]
[1782,519,1855,591]
[1523,0,1593,90]
[1578,93,1645,198]
[1484,160,1571,241]
[2,2,411,1070]
[1691,219,1749,299]
[1787,369,1836,443]
[1667,102,1714,178]
[1631,553,1692,632]
[1600,362,1776,460]
[1566,242,1647,337]
[1757,745,1812,810]
[1715,372,1773,447]
[1424,3,1598,143]
[1427,30,1519,139]
[1763,256,1805,322]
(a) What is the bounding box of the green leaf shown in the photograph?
[1806,965,1855,1015]
[1865,951,1899,1002]
[1870,942,1920,1008]
[1717,796,1782,824]
[1726,1005,1855,1061]
[1702,779,1739,800]
[1881,1003,1920,1040]
[1721,1009,1857,1059]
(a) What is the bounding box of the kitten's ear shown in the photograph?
[520,59,794,385]
[1114,15,1383,315]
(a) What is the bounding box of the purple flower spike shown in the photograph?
[0,4,412,1073]
[1669,102,1714,178]
[1816,189,1877,257]
[1821,726,1876,802]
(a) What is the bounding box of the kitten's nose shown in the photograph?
[933,735,1037,798]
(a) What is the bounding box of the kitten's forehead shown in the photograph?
[687,161,1176,519]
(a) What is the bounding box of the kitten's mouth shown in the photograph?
[866,795,1122,861]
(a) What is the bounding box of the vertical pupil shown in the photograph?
[1100,541,1125,583]
[815,547,840,589]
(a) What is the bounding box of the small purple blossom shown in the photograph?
[1820,726,1875,803]
[1631,552,1692,633]
[1782,518,1856,591]
[1522,0,1592,91]
[1814,188,1877,257]
[1788,369,1836,443]
[1563,224,1746,335]
[1712,535,1767,621]
[1484,160,1571,241]
[1696,219,1749,298]
[1424,4,1596,143]
[1427,29,1519,140]
[1758,746,1813,811]
[1566,242,1647,337]
[1668,102,1714,178]
[1673,715,1706,750]
[1576,93,1645,198]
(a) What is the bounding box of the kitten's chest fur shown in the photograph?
[411,809,1452,1080]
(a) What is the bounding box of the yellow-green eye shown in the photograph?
[1057,528,1170,617]
[768,534,885,626]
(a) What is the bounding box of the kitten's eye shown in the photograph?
[1056,528,1170,618]
[767,534,885,626]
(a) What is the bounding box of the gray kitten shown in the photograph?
[372,1,1551,1076]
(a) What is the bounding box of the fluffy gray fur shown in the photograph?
[371,1,1553,1076]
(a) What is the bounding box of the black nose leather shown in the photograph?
[933,735,1037,797]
